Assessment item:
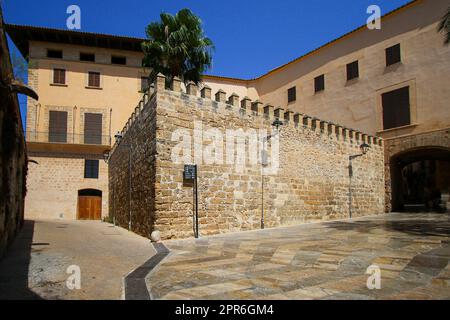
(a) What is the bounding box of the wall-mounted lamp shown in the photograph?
[103,151,110,164]
[260,118,285,230]
[348,142,371,219]
[272,118,284,132]
[114,132,123,143]
[350,143,370,161]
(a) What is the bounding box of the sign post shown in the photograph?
[184,165,199,238]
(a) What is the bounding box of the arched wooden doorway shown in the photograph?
[77,189,102,220]
[390,147,450,212]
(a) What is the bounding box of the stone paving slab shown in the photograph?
[0,220,156,300]
[147,213,450,300]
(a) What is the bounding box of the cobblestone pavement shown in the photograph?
[147,213,450,300]
[0,220,155,300]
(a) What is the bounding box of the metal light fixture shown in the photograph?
[272,118,284,132]
[261,118,285,230]
[360,143,370,155]
[103,151,110,164]
[114,132,123,143]
[348,142,371,219]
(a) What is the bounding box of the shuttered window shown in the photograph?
[88,72,101,87]
[84,160,99,179]
[288,86,296,103]
[48,111,68,143]
[346,61,359,81]
[53,69,66,85]
[386,44,401,66]
[84,113,103,145]
[141,76,150,92]
[315,74,325,93]
[382,86,411,130]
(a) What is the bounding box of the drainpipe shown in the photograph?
[73,106,77,144]
[109,108,112,145]
[128,145,132,231]
[35,103,41,140]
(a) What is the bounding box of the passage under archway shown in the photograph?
[77,189,102,220]
[390,147,450,212]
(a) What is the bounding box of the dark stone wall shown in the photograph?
[108,94,157,239]
[0,9,28,259]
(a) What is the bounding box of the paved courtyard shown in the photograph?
[1,213,449,300]
[147,213,450,300]
[0,219,156,300]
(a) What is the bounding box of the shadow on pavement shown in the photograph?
[0,220,43,300]
[323,214,450,238]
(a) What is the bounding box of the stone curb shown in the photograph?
[124,242,170,300]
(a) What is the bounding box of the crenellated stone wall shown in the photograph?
[109,74,385,240]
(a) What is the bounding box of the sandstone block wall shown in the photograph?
[384,128,450,212]
[109,76,385,240]
[24,152,109,220]
[109,95,157,237]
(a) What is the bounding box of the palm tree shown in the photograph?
[438,6,450,45]
[142,9,214,86]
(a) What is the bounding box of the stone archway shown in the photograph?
[384,128,450,212]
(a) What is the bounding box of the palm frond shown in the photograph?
[438,6,450,44]
[142,8,214,85]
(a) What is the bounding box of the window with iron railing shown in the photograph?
[48,111,68,143]
[84,113,103,145]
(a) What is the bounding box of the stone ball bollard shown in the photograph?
[151,230,161,243]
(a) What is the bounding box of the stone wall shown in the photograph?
[25,152,109,220]
[109,75,385,240]
[109,95,157,238]
[0,9,28,258]
[384,128,450,212]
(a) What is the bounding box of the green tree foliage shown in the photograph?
[142,9,214,86]
[438,6,450,45]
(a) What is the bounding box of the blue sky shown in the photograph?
[2,0,412,125]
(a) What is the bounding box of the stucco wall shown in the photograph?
[109,77,385,240]
[24,41,144,220]
[26,41,149,140]
[204,0,450,139]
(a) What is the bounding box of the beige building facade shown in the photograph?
[6,0,450,221]
[6,26,150,219]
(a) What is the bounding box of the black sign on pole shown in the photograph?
[184,165,197,180]
[184,165,199,238]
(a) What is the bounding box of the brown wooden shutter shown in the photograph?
[315,75,325,92]
[382,86,411,130]
[49,111,68,143]
[386,44,401,66]
[288,86,296,103]
[88,72,100,87]
[53,69,66,84]
[141,76,149,92]
[346,61,359,80]
[84,113,103,144]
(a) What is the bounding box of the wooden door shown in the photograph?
[78,196,102,220]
